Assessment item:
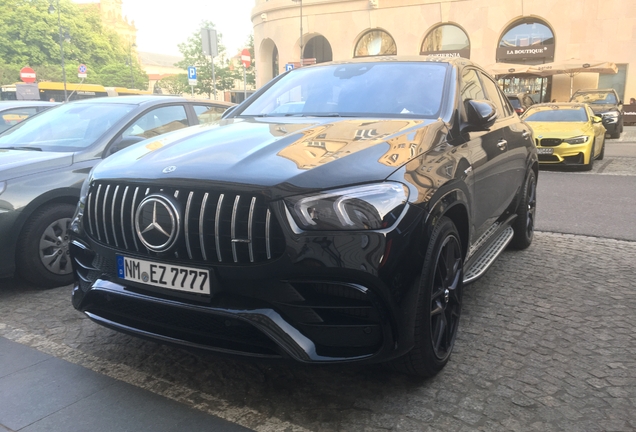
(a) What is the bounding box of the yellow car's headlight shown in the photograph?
[564,136,589,145]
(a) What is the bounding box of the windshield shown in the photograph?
[240,62,448,118]
[0,102,135,152]
[507,97,522,109]
[523,107,588,122]
[571,92,617,105]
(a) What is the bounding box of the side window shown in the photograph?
[122,105,188,139]
[194,105,227,124]
[479,72,510,118]
[0,107,39,132]
[460,69,485,103]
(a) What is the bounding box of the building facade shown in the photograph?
[251,0,635,103]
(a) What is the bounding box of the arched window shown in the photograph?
[421,24,470,58]
[497,18,555,65]
[354,30,397,57]
[303,35,333,63]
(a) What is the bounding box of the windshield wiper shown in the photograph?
[0,146,43,151]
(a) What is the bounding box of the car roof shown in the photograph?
[528,102,587,110]
[71,95,235,107]
[299,55,473,69]
[572,88,617,94]
[0,101,58,108]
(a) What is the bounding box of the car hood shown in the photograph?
[0,149,74,181]
[94,117,444,197]
[526,122,592,138]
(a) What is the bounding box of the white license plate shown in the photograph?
[116,255,211,295]
[537,148,554,155]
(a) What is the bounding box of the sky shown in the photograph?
[79,0,256,57]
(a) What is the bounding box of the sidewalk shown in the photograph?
[0,337,251,432]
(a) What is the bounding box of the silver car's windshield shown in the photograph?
[240,62,449,118]
[0,102,135,152]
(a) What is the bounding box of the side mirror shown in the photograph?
[464,100,498,131]
[592,116,603,124]
[107,135,146,156]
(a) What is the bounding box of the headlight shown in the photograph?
[564,136,589,145]
[602,111,619,118]
[71,169,95,233]
[285,182,409,231]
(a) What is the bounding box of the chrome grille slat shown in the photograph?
[199,192,209,261]
[94,184,102,241]
[120,186,129,250]
[131,187,140,252]
[248,197,256,263]
[231,195,240,263]
[111,185,119,248]
[215,194,224,262]
[85,183,283,264]
[266,209,271,260]
[87,192,94,236]
[185,191,194,260]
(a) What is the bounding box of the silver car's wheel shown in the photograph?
[16,203,76,288]
[38,217,73,276]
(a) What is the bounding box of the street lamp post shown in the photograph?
[128,42,137,89]
[48,0,68,102]
[292,0,303,64]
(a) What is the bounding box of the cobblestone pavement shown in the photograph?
[1,231,635,431]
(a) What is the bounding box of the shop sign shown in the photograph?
[421,48,470,59]
[496,45,554,61]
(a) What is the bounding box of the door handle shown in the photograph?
[497,139,507,150]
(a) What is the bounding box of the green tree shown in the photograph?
[175,20,237,98]
[157,74,190,95]
[0,0,148,88]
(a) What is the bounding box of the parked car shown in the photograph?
[506,92,535,115]
[70,57,538,377]
[522,102,605,170]
[569,88,623,138]
[0,96,234,287]
[0,101,57,133]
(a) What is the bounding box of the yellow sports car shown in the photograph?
[521,103,606,170]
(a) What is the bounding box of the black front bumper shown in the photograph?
[70,205,425,364]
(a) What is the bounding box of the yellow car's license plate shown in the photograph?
[537,148,554,155]
[116,255,211,295]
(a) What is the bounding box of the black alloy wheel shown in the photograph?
[584,141,595,171]
[598,138,605,160]
[390,217,463,377]
[510,170,536,250]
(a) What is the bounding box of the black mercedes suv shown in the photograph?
[570,88,624,138]
[70,57,538,377]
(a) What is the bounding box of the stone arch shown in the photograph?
[259,38,279,83]
[353,28,397,58]
[302,34,333,63]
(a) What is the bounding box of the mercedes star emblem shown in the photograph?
[135,194,180,252]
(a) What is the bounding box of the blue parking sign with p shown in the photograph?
[188,66,197,79]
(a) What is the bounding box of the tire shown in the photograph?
[510,170,536,250]
[16,203,75,288]
[390,217,464,378]
[597,138,605,161]
[610,126,620,139]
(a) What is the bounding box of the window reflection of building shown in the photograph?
[421,24,470,58]
[276,120,423,170]
[354,30,397,57]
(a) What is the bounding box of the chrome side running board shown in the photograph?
[463,227,514,284]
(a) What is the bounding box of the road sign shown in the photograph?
[241,49,251,68]
[187,66,197,80]
[78,64,87,79]
[20,67,36,83]
[201,28,218,57]
[285,63,295,72]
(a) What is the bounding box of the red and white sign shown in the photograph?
[241,49,251,68]
[78,64,87,79]
[20,67,36,83]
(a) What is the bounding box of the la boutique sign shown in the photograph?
[497,44,554,60]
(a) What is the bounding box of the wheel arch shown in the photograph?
[423,187,470,261]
